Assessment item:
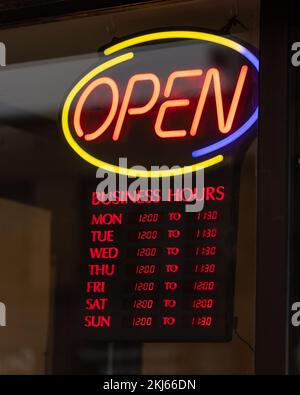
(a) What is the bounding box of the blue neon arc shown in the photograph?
[192,44,259,159]
[192,107,258,158]
[241,47,259,72]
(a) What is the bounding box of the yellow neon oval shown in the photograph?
[61,31,234,178]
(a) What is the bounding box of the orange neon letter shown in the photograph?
[74,77,119,141]
[155,70,203,138]
[190,65,248,136]
[113,73,160,141]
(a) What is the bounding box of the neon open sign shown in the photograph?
[62,31,259,177]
